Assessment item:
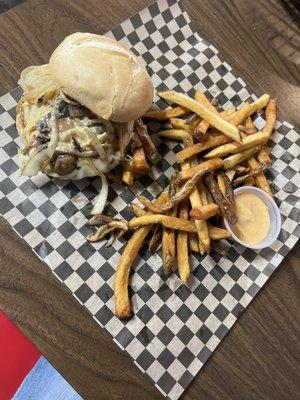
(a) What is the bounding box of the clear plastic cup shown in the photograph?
[223,186,281,250]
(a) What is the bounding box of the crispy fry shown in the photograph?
[204,130,269,159]
[228,102,251,126]
[128,214,198,232]
[190,203,219,219]
[248,94,270,115]
[220,171,234,203]
[143,105,189,120]
[223,146,261,169]
[247,157,273,196]
[237,124,257,135]
[126,147,150,175]
[158,90,242,142]
[159,129,190,141]
[189,224,231,251]
[232,161,270,186]
[87,220,128,242]
[176,134,232,163]
[162,207,177,275]
[122,168,134,186]
[198,181,209,205]
[178,158,223,181]
[190,116,202,133]
[193,90,218,140]
[170,118,193,134]
[193,108,235,141]
[258,147,272,164]
[138,161,219,214]
[204,173,237,224]
[177,200,190,283]
[134,118,159,163]
[115,192,168,318]
[148,225,162,252]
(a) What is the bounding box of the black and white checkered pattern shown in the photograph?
[0,0,299,398]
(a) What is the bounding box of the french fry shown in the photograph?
[159,129,190,141]
[125,147,150,175]
[134,118,159,163]
[204,173,237,224]
[193,90,218,139]
[189,225,231,252]
[244,177,255,186]
[162,207,177,275]
[220,171,235,203]
[177,200,190,283]
[247,157,273,196]
[178,158,223,181]
[223,146,261,169]
[262,99,277,139]
[189,233,200,253]
[122,168,134,186]
[245,116,258,133]
[176,134,232,163]
[114,191,168,318]
[198,181,209,205]
[248,94,270,115]
[170,118,193,134]
[258,147,272,164]
[194,109,236,140]
[143,105,189,120]
[148,225,162,252]
[190,116,202,133]
[128,214,198,233]
[227,102,251,126]
[232,161,270,186]
[204,130,269,159]
[158,90,242,142]
[225,169,236,182]
[190,203,219,219]
[217,173,226,197]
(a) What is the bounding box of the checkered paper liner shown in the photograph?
[0,0,299,398]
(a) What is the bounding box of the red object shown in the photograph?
[0,312,40,400]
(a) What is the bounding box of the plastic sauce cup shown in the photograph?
[224,186,281,250]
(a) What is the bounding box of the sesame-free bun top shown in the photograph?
[49,33,153,122]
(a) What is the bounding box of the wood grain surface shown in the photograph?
[0,1,299,399]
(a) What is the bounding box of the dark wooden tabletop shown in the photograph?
[0,1,299,399]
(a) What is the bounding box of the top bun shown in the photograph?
[49,33,153,122]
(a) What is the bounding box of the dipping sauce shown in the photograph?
[231,192,270,245]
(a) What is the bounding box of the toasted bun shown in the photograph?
[49,33,153,122]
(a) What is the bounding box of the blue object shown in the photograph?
[13,356,82,400]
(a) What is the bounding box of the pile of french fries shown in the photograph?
[91,89,277,319]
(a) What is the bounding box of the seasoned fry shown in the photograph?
[122,168,134,186]
[148,225,162,252]
[232,161,270,186]
[204,130,269,159]
[126,147,150,175]
[128,214,198,232]
[223,146,261,169]
[115,192,168,318]
[134,118,159,163]
[170,118,193,134]
[143,105,189,120]
[178,158,223,181]
[228,102,251,126]
[159,129,190,141]
[190,203,219,219]
[177,200,190,283]
[138,161,220,213]
[176,134,232,163]
[258,147,272,164]
[204,173,237,224]
[158,90,242,142]
[247,157,273,196]
[248,94,270,115]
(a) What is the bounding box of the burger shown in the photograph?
[16,33,153,213]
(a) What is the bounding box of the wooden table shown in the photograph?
[0,1,299,399]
